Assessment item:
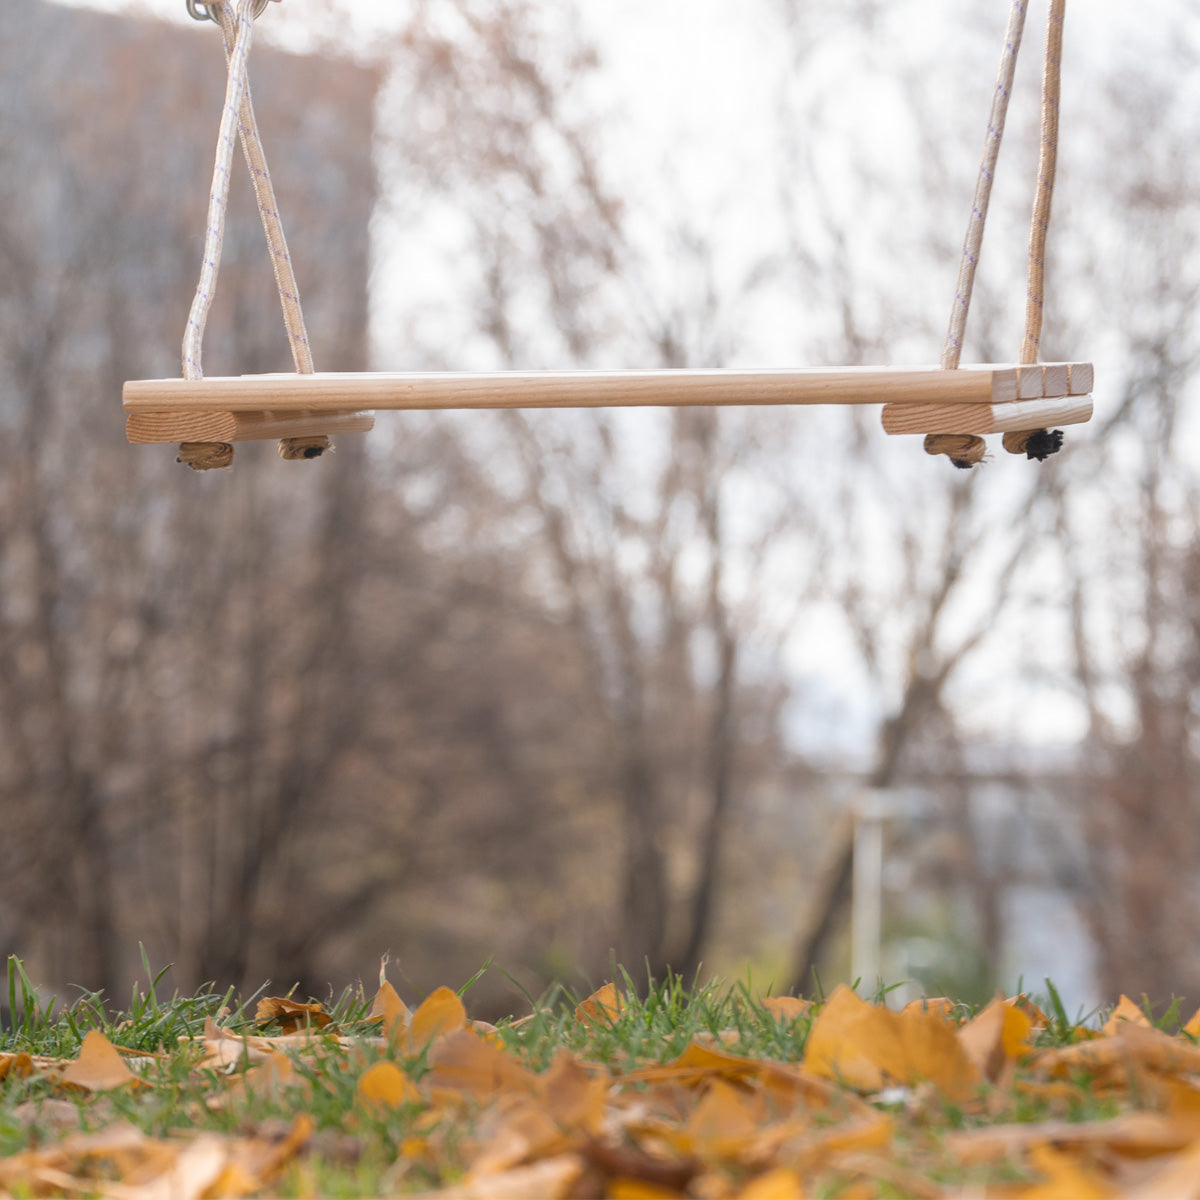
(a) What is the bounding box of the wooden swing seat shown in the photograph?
[123,363,1094,445]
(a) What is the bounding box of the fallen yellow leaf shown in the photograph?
[255,996,332,1034]
[575,982,622,1026]
[803,986,979,1100]
[60,1031,143,1092]
[946,1112,1199,1166]
[0,1052,35,1082]
[358,1060,423,1111]
[426,1028,536,1098]
[1103,995,1153,1037]
[960,996,1033,1083]
[737,1166,806,1199]
[803,986,907,1091]
[409,986,468,1054]
[680,1078,764,1160]
[1125,1137,1200,1200]
[1032,1022,1200,1086]
[369,978,412,1039]
[1018,1142,1117,1199]
[896,1003,981,1103]
[761,996,811,1024]
[416,1153,584,1199]
[538,1049,606,1136]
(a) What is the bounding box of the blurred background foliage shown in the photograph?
[3,0,1200,1019]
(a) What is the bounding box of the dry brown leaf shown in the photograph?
[607,1181,686,1200]
[1032,1022,1200,1085]
[210,1054,299,1111]
[409,986,469,1054]
[786,1112,894,1169]
[0,1122,150,1190]
[415,1153,584,1199]
[895,1004,981,1103]
[761,996,812,1024]
[255,996,332,1034]
[736,1166,806,1199]
[803,986,907,1091]
[369,978,412,1039]
[206,1113,315,1198]
[960,996,1034,1083]
[110,1135,228,1200]
[679,1079,764,1160]
[538,1049,606,1136]
[60,1031,144,1092]
[1124,1137,1200,1200]
[0,1052,35,1082]
[426,1028,537,1099]
[357,1060,423,1112]
[575,982,623,1026]
[830,1151,948,1199]
[623,1041,766,1088]
[803,986,980,1101]
[1103,995,1153,1037]
[1018,1142,1118,1199]
[468,1098,571,1178]
[947,1112,1200,1166]
[1008,994,1051,1031]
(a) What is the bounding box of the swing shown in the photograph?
[122,0,1089,470]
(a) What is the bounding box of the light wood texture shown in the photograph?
[1040,362,1070,397]
[125,410,375,445]
[1068,362,1094,394]
[881,395,1093,436]
[124,367,1030,413]
[1018,365,1046,400]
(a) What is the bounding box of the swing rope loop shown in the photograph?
[180,0,326,468]
[934,0,1068,465]
[187,0,273,22]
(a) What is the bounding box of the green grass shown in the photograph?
[0,955,1178,1198]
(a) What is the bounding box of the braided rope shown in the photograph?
[182,0,256,382]
[941,0,1029,370]
[211,1,314,375]
[1020,0,1066,365]
[180,0,326,467]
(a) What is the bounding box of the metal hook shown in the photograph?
[187,0,273,23]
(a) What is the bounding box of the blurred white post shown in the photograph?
[851,793,885,989]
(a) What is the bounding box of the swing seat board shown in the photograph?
[121,365,1081,414]
[881,394,1093,436]
[125,410,375,445]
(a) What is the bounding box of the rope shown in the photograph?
[180,0,327,468]
[182,0,255,384]
[1020,0,1065,365]
[941,0,1029,371]
[924,434,987,469]
[934,0,1069,467]
[211,2,314,376]
[178,442,236,470]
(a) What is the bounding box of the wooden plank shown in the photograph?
[123,367,1024,413]
[1040,362,1071,397]
[126,410,375,445]
[1068,362,1094,395]
[881,395,1093,436]
[1018,365,1046,400]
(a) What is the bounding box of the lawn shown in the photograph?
[3,955,1200,1198]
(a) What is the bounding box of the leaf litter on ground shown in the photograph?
[7,957,1200,1197]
